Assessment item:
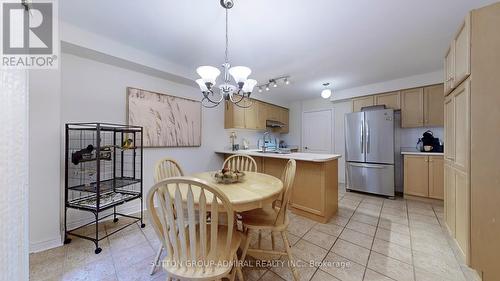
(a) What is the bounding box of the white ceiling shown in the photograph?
[60,0,496,102]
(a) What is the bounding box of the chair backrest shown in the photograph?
[147,177,235,269]
[275,159,297,225]
[222,154,257,172]
[154,158,184,183]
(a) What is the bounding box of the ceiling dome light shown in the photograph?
[321,82,332,99]
[321,89,332,99]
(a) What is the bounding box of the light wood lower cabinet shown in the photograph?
[429,156,444,199]
[403,155,444,200]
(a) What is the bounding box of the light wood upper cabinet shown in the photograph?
[375,91,401,110]
[401,88,424,128]
[453,81,469,171]
[404,155,429,197]
[224,100,245,129]
[444,79,469,170]
[444,13,471,96]
[444,44,455,95]
[224,99,289,132]
[444,95,455,162]
[244,101,259,130]
[429,156,444,200]
[424,84,445,127]
[352,96,374,112]
[454,13,471,87]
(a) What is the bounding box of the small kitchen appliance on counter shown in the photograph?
[416,130,443,152]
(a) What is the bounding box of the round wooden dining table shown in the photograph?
[190,171,283,212]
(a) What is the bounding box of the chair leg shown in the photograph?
[281,231,300,281]
[271,231,276,250]
[240,229,252,262]
[236,266,244,281]
[149,245,163,275]
[257,230,262,249]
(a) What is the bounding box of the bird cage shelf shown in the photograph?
[64,123,144,254]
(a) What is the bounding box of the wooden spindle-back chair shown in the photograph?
[240,159,299,280]
[150,158,185,275]
[147,177,244,281]
[223,154,257,172]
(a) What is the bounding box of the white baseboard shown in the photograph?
[30,237,62,253]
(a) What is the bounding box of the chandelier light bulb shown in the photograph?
[265,85,270,91]
[258,87,263,93]
[285,78,290,85]
[195,79,209,92]
[272,81,278,88]
[196,66,220,86]
[229,66,252,85]
[242,79,258,93]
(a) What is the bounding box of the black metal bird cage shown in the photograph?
[64,123,144,254]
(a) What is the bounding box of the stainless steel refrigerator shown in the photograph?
[345,108,395,197]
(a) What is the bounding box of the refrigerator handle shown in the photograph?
[360,121,364,153]
[366,120,370,153]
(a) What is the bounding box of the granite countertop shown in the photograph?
[215,149,342,162]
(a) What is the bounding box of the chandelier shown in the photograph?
[195,0,257,108]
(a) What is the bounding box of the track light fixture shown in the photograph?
[256,76,290,93]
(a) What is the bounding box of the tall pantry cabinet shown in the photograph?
[443,3,500,280]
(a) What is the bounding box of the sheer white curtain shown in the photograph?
[0,69,29,281]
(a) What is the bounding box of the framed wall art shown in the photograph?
[127,87,202,147]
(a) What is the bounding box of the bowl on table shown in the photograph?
[214,168,245,184]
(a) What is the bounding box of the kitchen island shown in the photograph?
[216,150,341,223]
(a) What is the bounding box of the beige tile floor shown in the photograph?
[30,187,480,281]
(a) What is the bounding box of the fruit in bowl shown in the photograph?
[214,168,245,184]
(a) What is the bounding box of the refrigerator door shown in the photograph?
[345,112,365,162]
[347,162,395,197]
[365,109,394,164]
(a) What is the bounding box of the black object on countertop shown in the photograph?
[417,130,443,152]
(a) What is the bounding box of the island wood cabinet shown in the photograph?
[222,154,338,223]
[403,155,444,200]
[401,84,444,128]
[444,13,471,96]
[225,100,289,133]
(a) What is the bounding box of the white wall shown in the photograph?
[29,69,62,252]
[285,98,351,183]
[60,53,231,228]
